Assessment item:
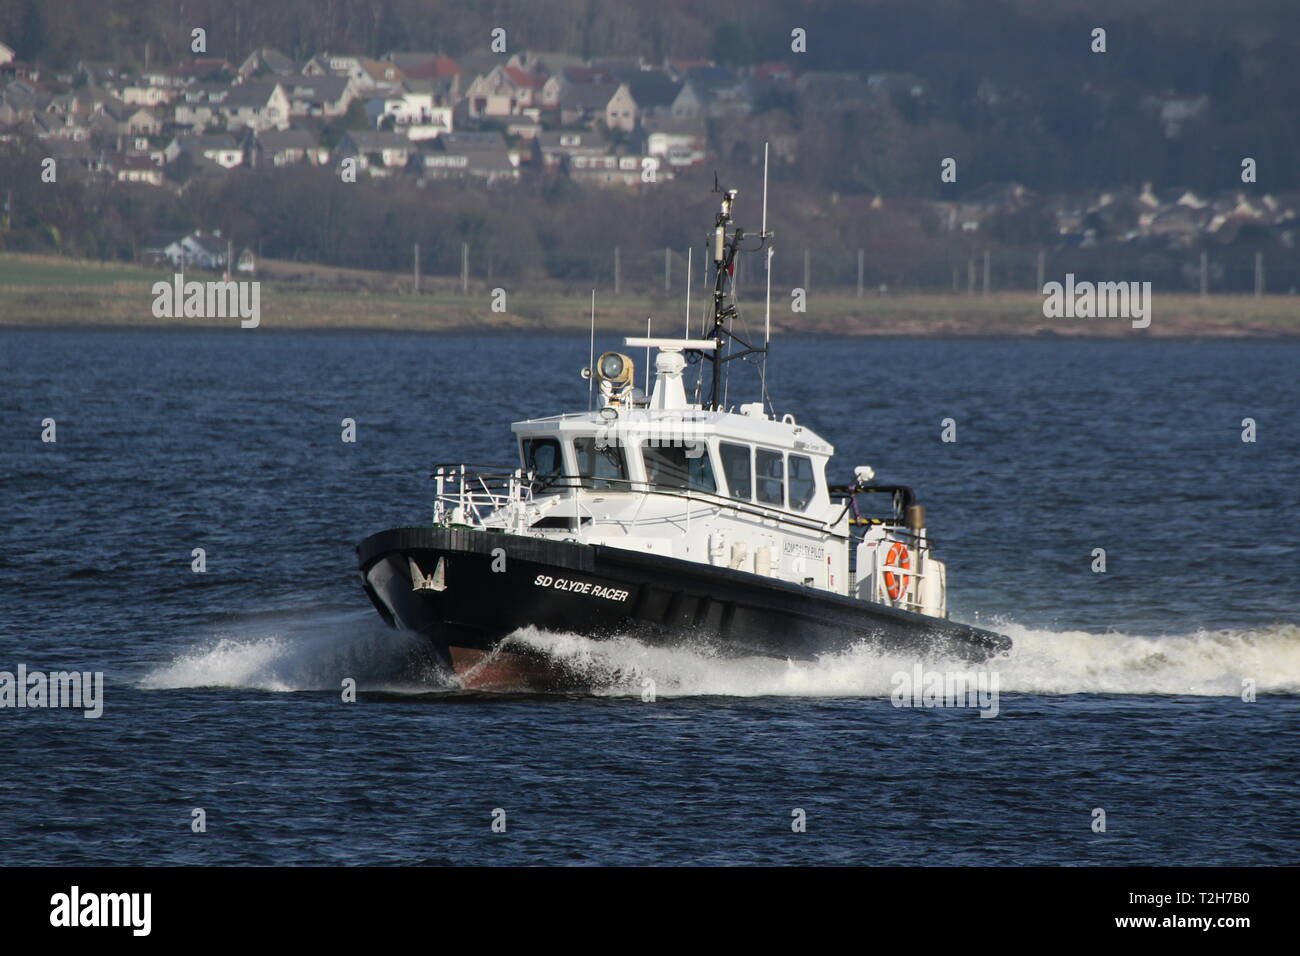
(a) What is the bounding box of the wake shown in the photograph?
[141,611,1300,698]
[139,609,446,693]
[502,621,1300,698]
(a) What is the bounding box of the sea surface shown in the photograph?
[2,329,1298,865]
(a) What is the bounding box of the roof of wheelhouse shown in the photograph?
[511,407,834,458]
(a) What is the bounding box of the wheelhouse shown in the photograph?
[511,414,834,519]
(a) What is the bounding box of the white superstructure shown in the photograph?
[432,336,948,619]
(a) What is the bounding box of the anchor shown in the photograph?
[409,556,447,592]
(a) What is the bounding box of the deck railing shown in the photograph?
[431,464,536,529]
[430,464,850,536]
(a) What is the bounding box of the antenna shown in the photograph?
[684,247,692,337]
[644,316,652,394]
[761,140,772,410]
[587,289,596,411]
[762,244,773,405]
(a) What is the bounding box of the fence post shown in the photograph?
[857,248,864,298]
[1200,250,1208,298]
[1036,249,1045,292]
[1255,251,1264,297]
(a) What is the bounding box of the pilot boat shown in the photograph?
[357,186,1010,689]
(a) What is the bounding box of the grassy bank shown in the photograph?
[2,252,1297,337]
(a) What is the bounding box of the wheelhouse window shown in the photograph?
[755,448,785,506]
[573,436,628,490]
[719,442,752,501]
[641,441,717,493]
[788,454,816,511]
[521,437,563,480]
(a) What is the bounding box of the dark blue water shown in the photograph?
[3,330,1298,865]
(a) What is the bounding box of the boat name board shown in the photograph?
[533,574,630,602]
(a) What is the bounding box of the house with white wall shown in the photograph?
[365,79,453,140]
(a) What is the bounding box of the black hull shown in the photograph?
[356,527,1010,685]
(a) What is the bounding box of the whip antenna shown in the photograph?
[684,247,692,337]
[587,289,596,411]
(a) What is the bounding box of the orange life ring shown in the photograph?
[883,541,911,601]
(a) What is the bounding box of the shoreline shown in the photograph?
[7,323,1300,342]
[3,252,1298,338]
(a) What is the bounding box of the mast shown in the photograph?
[709,189,741,409]
[761,143,772,409]
[702,181,771,412]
